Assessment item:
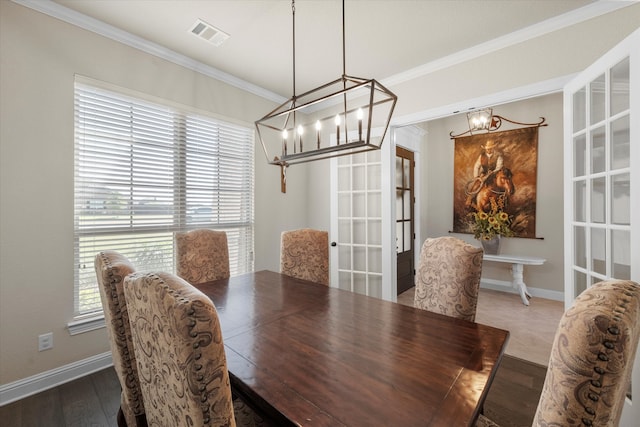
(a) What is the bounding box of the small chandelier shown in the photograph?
[255,0,397,192]
[450,107,547,138]
[467,108,493,132]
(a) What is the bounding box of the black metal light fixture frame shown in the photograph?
[255,0,397,191]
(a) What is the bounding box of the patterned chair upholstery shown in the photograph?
[280,228,329,286]
[94,251,146,427]
[414,236,483,322]
[175,229,230,284]
[124,271,236,426]
[478,279,640,427]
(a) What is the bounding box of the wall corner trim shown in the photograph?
[0,352,113,407]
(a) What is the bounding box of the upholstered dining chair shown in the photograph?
[124,271,236,426]
[478,279,640,427]
[124,271,266,427]
[94,251,146,427]
[414,236,484,322]
[175,229,230,284]
[280,228,329,286]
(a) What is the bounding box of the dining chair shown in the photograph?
[280,228,329,286]
[124,271,267,427]
[124,271,236,426]
[175,229,230,284]
[414,236,483,321]
[94,251,146,427]
[478,279,640,427]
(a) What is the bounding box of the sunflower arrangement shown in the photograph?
[468,198,514,240]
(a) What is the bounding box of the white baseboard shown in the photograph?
[481,278,564,302]
[0,352,113,406]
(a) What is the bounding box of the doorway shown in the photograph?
[396,146,415,295]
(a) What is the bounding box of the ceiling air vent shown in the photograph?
[189,19,229,47]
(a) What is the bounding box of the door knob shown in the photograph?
[331,241,337,247]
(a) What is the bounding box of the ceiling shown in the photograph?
[41,1,623,101]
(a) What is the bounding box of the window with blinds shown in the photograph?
[74,82,254,317]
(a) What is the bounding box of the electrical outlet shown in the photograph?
[38,332,53,351]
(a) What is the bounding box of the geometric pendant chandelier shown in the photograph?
[255,0,397,192]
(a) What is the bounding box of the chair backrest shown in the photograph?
[94,251,146,427]
[413,236,483,321]
[280,228,329,286]
[175,229,230,284]
[124,271,236,427]
[533,279,640,427]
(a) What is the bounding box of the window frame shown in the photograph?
[71,78,254,332]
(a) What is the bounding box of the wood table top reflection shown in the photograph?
[195,270,509,427]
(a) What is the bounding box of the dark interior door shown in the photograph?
[396,146,415,295]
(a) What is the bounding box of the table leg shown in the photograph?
[511,263,531,306]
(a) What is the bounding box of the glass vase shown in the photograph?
[481,236,501,255]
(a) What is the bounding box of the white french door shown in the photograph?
[563,28,639,424]
[329,128,395,301]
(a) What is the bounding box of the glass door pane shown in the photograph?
[573,87,586,132]
[591,126,606,173]
[611,173,630,225]
[611,57,630,116]
[395,146,415,295]
[573,134,587,176]
[611,116,630,169]
[611,229,630,280]
[590,73,606,124]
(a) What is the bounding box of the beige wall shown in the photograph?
[420,93,565,295]
[1,0,639,387]
[0,0,304,384]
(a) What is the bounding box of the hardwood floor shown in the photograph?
[483,355,547,426]
[1,368,121,426]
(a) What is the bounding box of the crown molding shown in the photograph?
[11,0,287,104]
[12,0,632,105]
[381,0,634,88]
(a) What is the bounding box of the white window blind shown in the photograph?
[74,82,254,317]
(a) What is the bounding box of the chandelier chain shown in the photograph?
[291,0,296,98]
[342,0,346,77]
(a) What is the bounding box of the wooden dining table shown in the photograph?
[195,270,509,427]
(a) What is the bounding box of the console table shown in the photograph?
[482,254,546,306]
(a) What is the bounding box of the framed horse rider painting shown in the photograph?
[452,126,539,239]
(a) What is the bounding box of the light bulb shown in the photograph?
[315,120,321,148]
